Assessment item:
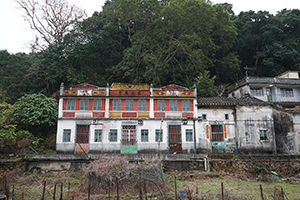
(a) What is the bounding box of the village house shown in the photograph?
[56,82,197,154]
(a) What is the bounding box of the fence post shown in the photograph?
[144,180,147,200]
[281,188,284,200]
[12,185,14,200]
[42,181,46,200]
[60,183,63,200]
[108,180,111,200]
[68,182,70,199]
[139,173,142,200]
[116,177,119,200]
[53,184,56,200]
[221,182,224,200]
[4,176,9,200]
[174,175,177,200]
[88,184,91,200]
[260,184,264,200]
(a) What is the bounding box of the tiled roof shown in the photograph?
[197,95,271,106]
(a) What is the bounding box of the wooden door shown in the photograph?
[168,125,182,154]
[121,125,137,154]
[75,125,89,154]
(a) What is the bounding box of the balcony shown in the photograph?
[253,93,300,103]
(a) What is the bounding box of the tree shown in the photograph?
[195,71,216,97]
[12,93,58,136]
[15,0,86,51]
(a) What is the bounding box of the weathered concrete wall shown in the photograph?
[236,105,276,154]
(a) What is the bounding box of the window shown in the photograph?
[125,99,134,111]
[259,130,268,140]
[157,100,165,111]
[63,129,71,142]
[138,99,147,111]
[225,114,229,120]
[109,129,118,142]
[94,129,102,142]
[182,100,190,111]
[112,99,122,111]
[93,99,102,110]
[169,100,178,111]
[202,114,206,120]
[155,129,163,142]
[141,129,148,142]
[186,129,193,142]
[80,99,89,110]
[66,99,76,110]
[250,88,264,96]
[281,88,294,97]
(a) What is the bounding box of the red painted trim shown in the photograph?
[75,99,80,110]
[154,99,157,111]
[146,99,150,111]
[109,99,113,111]
[63,99,67,110]
[182,113,193,118]
[89,99,93,110]
[165,99,170,111]
[122,112,137,117]
[63,112,75,117]
[190,100,194,111]
[134,99,138,111]
[109,90,150,96]
[121,99,125,111]
[93,112,105,117]
[71,83,98,89]
[102,99,106,111]
[178,100,182,111]
[154,112,165,118]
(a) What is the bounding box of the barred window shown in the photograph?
[94,129,102,142]
[250,88,264,96]
[93,99,102,110]
[259,129,268,140]
[80,99,89,110]
[63,129,71,142]
[281,88,293,97]
[66,99,75,110]
[141,129,148,142]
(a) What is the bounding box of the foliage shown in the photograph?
[12,93,58,136]
[195,71,216,97]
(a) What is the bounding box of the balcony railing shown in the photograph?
[252,94,300,102]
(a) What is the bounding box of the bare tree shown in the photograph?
[15,0,86,51]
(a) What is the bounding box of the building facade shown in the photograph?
[56,83,197,154]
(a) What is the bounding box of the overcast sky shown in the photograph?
[1,0,300,54]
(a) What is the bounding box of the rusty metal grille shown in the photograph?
[122,125,136,145]
[76,125,90,143]
[211,125,224,142]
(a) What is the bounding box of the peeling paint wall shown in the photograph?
[236,105,276,154]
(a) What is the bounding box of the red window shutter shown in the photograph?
[206,125,210,139]
[89,99,93,110]
[146,99,150,111]
[224,125,227,139]
[102,99,106,111]
[109,99,113,111]
[154,99,157,111]
[178,100,182,111]
[63,99,67,110]
[134,99,138,111]
[190,100,194,111]
[75,99,80,110]
[121,99,125,111]
[165,99,170,111]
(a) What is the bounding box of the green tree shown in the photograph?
[12,93,58,137]
[195,71,216,97]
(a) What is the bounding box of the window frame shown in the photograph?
[94,129,102,142]
[259,129,268,140]
[182,100,190,111]
[157,100,165,111]
[141,129,149,142]
[125,99,134,111]
[155,129,163,142]
[225,114,229,120]
[186,129,193,142]
[112,99,122,111]
[93,99,102,110]
[62,129,71,142]
[80,99,89,110]
[202,114,207,120]
[250,88,264,96]
[66,99,76,110]
[281,88,294,97]
[169,100,178,111]
[138,99,147,111]
[109,129,118,142]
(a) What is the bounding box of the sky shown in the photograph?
[1,0,300,54]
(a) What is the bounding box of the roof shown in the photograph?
[197,95,272,107]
